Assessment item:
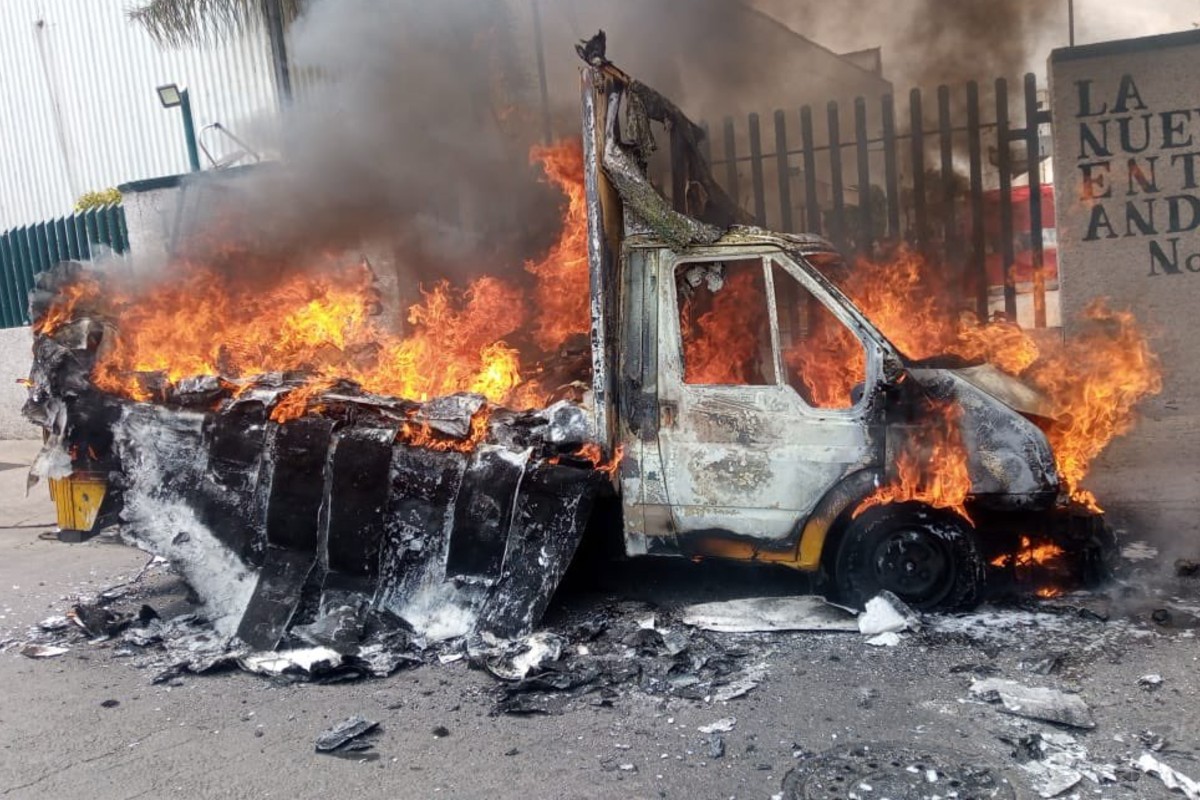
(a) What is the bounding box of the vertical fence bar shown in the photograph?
[45,218,63,268]
[34,223,51,281]
[748,113,767,226]
[65,212,82,260]
[773,110,793,233]
[910,89,927,250]
[95,206,112,251]
[996,78,1017,320]
[854,96,872,255]
[85,210,100,258]
[0,234,19,327]
[109,206,126,253]
[966,81,988,321]
[115,207,130,253]
[669,127,688,214]
[53,218,70,265]
[1025,73,1047,328]
[827,101,845,249]
[881,94,901,239]
[722,117,739,209]
[800,106,821,233]
[938,85,958,290]
[74,214,91,260]
[13,229,35,323]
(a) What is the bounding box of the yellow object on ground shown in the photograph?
[48,472,107,532]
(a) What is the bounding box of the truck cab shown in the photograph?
[579,53,1112,610]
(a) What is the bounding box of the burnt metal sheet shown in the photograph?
[476,463,601,638]
[445,446,529,583]
[237,417,334,649]
[322,426,396,601]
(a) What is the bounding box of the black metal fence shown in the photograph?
[669,73,1055,328]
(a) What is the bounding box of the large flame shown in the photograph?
[1023,299,1162,509]
[525,139,590,352]
[803,247,1160,512]
[681,267,769,384]
[82,139,590,419]
[856,401,974,523]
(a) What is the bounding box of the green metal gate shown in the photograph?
[0,205,128,328]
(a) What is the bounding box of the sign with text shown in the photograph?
[1049,30,1199,537]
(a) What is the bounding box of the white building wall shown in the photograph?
[0,0,280,231]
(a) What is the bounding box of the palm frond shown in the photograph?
[128,0,303,47]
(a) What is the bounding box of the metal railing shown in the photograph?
[0,205,128,328]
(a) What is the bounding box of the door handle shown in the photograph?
[660,400,677,429]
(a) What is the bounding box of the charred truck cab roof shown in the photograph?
[580,37,1106,608]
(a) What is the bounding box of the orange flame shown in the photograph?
[79,140,590,436]
[990,536,1066,568]
[397,407,492,454]
[856,401,974,524]
[33,275,102,336]
[1023,300,1162,510]
[681,267,769,384]
[525,139,590,352]
[811,247,1159,511]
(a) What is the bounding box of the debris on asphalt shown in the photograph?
[1001,730,1117,798]
[697,717,736,734]
[475,632,565,681]
[314,715,379,753]
[858,591,921,635]
[712,663,767,702]
[1175,558,1199,578]
[1136,752,1200,800]
[969,678,1096,729]
[707,734,726,759]
[431,725,450,738]
[783,742,1017,799]
[678,596,858,633]
[19,643,68,658]
[1138,673,1164,690]
[865,630,901,647]
[70,602,157,639]
[37,615,69,632]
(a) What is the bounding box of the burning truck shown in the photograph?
[22,38,1159,658]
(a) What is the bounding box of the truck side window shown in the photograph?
[676,258,775,386]
[771,261,867,409]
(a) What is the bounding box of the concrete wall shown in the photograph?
[1049,30,1200,553]
[0,326,36,439]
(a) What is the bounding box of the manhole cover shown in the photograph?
[782,742,1016,800]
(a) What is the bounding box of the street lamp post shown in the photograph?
[156,83,201,172]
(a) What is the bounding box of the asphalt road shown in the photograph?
[1,439,1198,800]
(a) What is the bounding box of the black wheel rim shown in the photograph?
[871,527,954,606]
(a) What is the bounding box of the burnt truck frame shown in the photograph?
[24,46,1114,655]
[578,53,1112,609]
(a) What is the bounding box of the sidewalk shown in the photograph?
[0,439,54,530]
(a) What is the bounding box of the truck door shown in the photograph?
[657,252,878,541]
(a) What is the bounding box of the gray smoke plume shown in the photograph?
[188,0,1064,274]
[753,0,1064,88]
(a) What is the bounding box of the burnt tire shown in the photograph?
[833,503,984,612]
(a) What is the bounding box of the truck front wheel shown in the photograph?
[832,503,984,611]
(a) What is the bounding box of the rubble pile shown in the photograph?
[23,262,608,666]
